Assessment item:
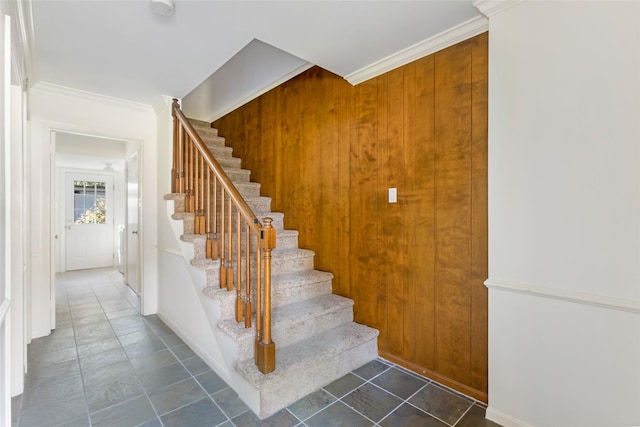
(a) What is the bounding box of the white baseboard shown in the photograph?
[486,407,533,427]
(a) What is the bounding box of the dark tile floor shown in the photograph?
[12,268,499,427]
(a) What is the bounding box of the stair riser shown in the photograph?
[258,338,378,419]
[226,183,260,197]
[247,198,272,212]
[215,157,241,169]
[203,136,226,147]
[224,169,251,182]
[271,254,314,275]
[272,279,332,308]
[188,120,218,135]
[235,306,354,362]
[209,146,233,158]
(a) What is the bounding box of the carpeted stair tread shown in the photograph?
[236,322,379,386]
[219,294,352,340]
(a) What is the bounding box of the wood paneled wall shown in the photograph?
[213,33,488,400]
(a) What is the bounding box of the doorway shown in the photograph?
[53,132,141,296]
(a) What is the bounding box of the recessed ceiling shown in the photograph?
[30,1,481,107]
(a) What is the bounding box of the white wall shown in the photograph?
[482,1,640,426]
[181,39,311,122]
[28,85,159,338]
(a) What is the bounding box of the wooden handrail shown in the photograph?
[171,99,276,373]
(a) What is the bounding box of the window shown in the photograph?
[73,180,107,224]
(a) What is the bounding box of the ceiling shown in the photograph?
[30,0,483,109]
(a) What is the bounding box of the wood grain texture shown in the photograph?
[213,33,488,401]
[434,40,473,386]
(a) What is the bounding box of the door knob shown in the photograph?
[65,226,72,229]
[54,234,59,239]
[132,230,138,235]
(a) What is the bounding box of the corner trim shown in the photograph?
[207,62,314,122]
[0,298,10,327]
[485,279,640,313]
[344,15,488,86]
[486,407,533,427]
[30,81,154,112]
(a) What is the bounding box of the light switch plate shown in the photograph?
[388,188,397,203]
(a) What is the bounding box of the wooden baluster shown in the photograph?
[189,141,195,213]
[254,240,262,365]
[205,167,212,258]
[226,198,233,291]
[171,100,178,193]
[212,179,219,259]
[185,136,193,212]
[220,188,226,289]
[194,151,200,234]
[256,218,276,373]
[244,223,252,328]
[235,211,242,323]
[184,134,189,209]
[199,154,205,234]
[178,126,184,194]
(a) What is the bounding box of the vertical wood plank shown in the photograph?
[402,62,417,361]
[470,33,489,394]
[375,73,389,350]
[434,41,473,385]
[384,67,405,356]
[335,73,352,298]
[349,78,379,327]
[412,55,437,370]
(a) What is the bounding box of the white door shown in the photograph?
[126,155,140,294]
[65,173,114,271]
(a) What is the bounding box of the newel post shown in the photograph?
[171,98,179,193]
[256,217,276,374]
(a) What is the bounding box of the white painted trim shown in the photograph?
[0,299,9,327]
[344,15,488,86]
[207,62,314,122]
[473,0,526,18]
[486,407,533,427]
[31,82,154,112]
[14,0,37,83]
[158,246,182,257]
[485,279,640,313]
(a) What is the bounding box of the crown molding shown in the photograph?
[485,279,640,313]
[474,0,526,18]
[30,81,154,112]
[344,15,488,86]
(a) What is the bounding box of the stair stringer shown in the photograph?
[163,197,263,415]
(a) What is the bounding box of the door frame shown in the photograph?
[124,152,141,294]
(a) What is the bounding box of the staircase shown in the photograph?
[164,118,379,419]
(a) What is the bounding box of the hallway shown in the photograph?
[12,268,496,426]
